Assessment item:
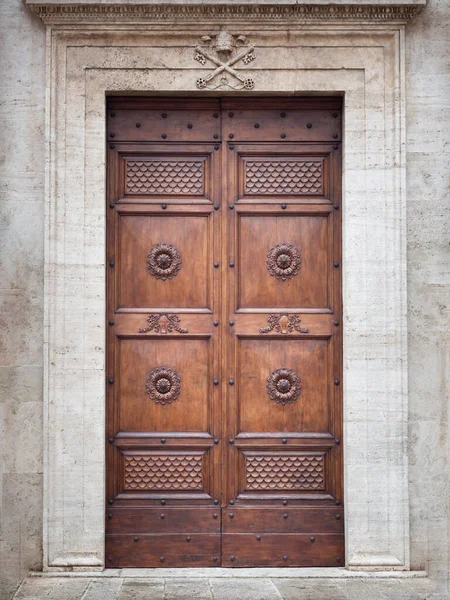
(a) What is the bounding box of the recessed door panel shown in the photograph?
[125,157,206,197]
[238,154,330,203]
[119,149,215,203]
[237,337,330,433]
[237,214,330,310]
[118,337,211,432]
[117,214,212,310]
[242,450,327,493]
[119,449,210,494]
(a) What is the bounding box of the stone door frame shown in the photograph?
[27,0,425,573]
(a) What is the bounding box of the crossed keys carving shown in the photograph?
[194,30,256,90]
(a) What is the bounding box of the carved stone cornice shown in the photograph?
[27,2,426,26]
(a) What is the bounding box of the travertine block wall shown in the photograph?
[0,1,45,599]
[0,0,449,598]
[405,0,450,579]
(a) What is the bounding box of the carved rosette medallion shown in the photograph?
[146,367,181,405]
[266,368,302,406]
[266,243,301,281]
[147,243,182,280]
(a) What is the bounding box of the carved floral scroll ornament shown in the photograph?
[266,368,302,406]
[194,29,256,91]
[147,243,182,280]
[139,314,188,335]
[266,242,301,281]
[260,314,309,335]
[146,367,181,405]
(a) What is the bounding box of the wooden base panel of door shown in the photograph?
[106,508,221,534]
[222,507,344,567]
[106,534,221,568]
[222,534,344,567]
[222,507,344,535]
[106,97,343,568]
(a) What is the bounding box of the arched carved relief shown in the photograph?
[146,367,181,405]
[147,243,182,280]
[266,243,301,281]
[266,368,302,406]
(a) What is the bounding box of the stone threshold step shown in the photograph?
[31,568,428,579]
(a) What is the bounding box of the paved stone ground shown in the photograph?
[12,576,447,600]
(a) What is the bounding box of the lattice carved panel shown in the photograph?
[123,453,203,490]
[245,160,323,195]
[245,453,325,490]
[126,160,204,195]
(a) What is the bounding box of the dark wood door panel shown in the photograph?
[123,155,209,200]
[222,534,344,567]
[232,444,339,503]
[222,507,344,534]
[117,213,212,310]
[116,145,219,204]
[230,445,340,505]
[106,97,342,567]
[242,156,325,198]
[109,444,217,507]
[106,508,221,534]
[118,449,209,493]
[230,143,338,205]
[107,109,222,143]
[237,150,333,203]
[239,449,328,495]
[220,101,342,143]
[236,337,331,434]
[236,212,331,310]
[106,534,221,568]
[107,98,222,148]
[117,337,211,433]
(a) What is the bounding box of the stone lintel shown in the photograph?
[27,1,426,26]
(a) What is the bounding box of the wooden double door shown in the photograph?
[106,97,343,567]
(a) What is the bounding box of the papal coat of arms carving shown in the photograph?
[194,29,256,90]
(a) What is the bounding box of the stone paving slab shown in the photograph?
[118,579,165,600]
[79,580,123,600]
[164,579,213,600]
[11,576,447,600]
[211,578,282,600]
[272,579,346,600]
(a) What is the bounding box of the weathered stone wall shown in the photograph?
[0,0,448,598]
[406,0,450,582]
[0,0,45,598]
